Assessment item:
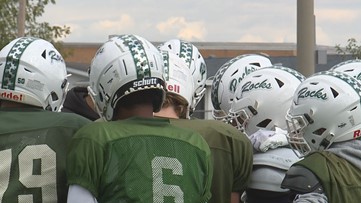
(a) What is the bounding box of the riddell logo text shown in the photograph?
[354,129,361,139]
[167,84,180,93]
[0,92,24,102]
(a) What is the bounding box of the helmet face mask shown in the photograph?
[286,71,361,157]
[89,34,165,121]
[230,104,257,132]
[285,112,313,157]
[0,37,68,111]
[211,54,272,123]
[212,109,232,123]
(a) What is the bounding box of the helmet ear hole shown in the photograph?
[275,78,284,88]
[24,67,32,73]
[51,91,59,101]
[312,128,326,136]
[256,119,272,128]
[330,87,339,98]
[61,79,68,88]
[41,50,46,59]
[99,92,103,102]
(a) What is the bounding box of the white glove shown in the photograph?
[249,127,289,152]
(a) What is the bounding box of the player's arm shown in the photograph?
[67,184,98,203]
[232,131,254,194]
[231,192,240,203]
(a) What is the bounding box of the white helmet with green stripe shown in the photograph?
[0,37,68,111]
[158,39,207,111]
[329,59,361,80]
[286,71,361,157]
[88,34,166,121]
[229,65,305,135]
[160,50,194,107]
[211,54,272,123]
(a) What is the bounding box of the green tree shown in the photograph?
[0,0,70,55]
[335,38,361,59]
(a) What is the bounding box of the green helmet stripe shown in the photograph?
[264,65,306,82]
[119,35,151,79]
[2,37,36,90]
[179,41,193,69]
[161,51,170,81]
[315,70,361,98]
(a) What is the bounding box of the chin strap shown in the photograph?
[319,133,334,151]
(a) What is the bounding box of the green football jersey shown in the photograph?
[66,117,213,203]
[0,108,91,203]
[170,119,253,203]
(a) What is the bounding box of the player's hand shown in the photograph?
[249,127,288,152]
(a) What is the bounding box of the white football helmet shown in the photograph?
[88,34,165,121]
[329,59,361,80]
[286,71,361,157]
[159,39,207,111]
[211,54,272,122]
[0,37,68,111]
[161,50,194,107]
[229,66,305,136]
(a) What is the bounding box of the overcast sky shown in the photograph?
[40,0,361,46]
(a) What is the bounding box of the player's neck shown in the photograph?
[0,100,39,109]
[114,103,154,120]
[85,94,96,111]
[154,106,179,119]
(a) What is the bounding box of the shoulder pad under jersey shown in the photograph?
[253,148,300,170]
[281,165,324,194]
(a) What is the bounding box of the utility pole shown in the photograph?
[297,0,315,77]
[17,0,26,37]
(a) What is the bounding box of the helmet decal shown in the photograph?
[241,79,272,94]
[118,35,151,79]
[179,41,193,69]
[211,55,258,110]
[228,65,257,93]
[297,87,328,102]
[2,37,36,90]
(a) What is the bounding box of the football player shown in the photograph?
[66,34,213,202]
[0,37,90,202]
[154,49,253,203]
